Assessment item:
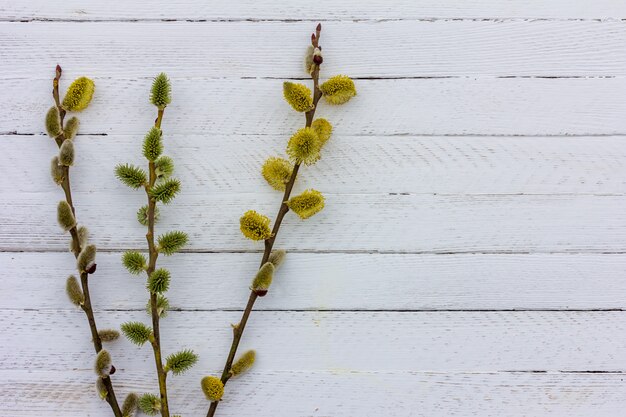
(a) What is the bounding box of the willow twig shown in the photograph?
[118,75,196,417]
[144,108,171,417]
[51,65,122,417]
[206,23,325,417]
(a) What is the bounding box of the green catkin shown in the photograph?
[146,294,170,318]
[66,275,84,306]
[283,82,314,112]
[62,77,95,111]
[230,350,256,377]
[154,155,174,179]
[165,349,199,375]
[59,139,75,166]
[268,249,287,268]
[45,106,62,137]
[98,329,120,342]
[138,393,161,416]
[286,127,322,165]
[94,349,113,377]
[201,376,224,401]
[147,268,171,293]
[77,244,97,273]
[142,127,163,161]
[122,393,139,417]
[137,204,159,226]
[122,251,147,275]
[64,116,80,139]
[96,378,108,400]
[115,164,148,189]
[287,189,325,219]
[311,118,332,145]
[57,200,76,231]
[251,262,275,296]
[50,156,65,184]
[239,210,272,241]
[150,73,171,109]
[121,321,152,346]
[319,75,356,105]
[149,178,181,204]
[261,157,293,191]
[157,230,188,255]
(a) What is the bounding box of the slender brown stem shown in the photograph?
[206,24,323,417]
[144,110,170,417]
[52,65,122,417]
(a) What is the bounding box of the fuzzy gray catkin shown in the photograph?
[57,200,76,231]
[59,139,75,166]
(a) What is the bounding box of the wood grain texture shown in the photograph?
[2,3,624,415]
[3,0,626,21]
[5,77,626,136]
[1,21,626,78]
[1,192,625,252]
[4,134,626,195]
[2,310,625,372]
[3,252,625,310]
[3,370,625,417]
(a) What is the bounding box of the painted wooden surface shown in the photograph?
[5,78,626,136]
[3,0,626,20]
[1,1,624,416]
[2,21,626,78]
[4,252,626,310]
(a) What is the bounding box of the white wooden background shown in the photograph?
[1,1,626,416]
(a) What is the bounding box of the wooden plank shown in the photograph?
[2,369,625,417]
[5,78,626,136]
[1,192,625,252]
[3,252,625,310]
[3,1,626,21]
[1,21,626,78]
[2,310,625,372]
[5,134,626,195]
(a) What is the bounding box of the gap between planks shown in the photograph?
[3,307,623,312]
[2,18,626,23]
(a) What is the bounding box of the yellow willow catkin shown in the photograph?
[286,127,322,165]
[62,77,95,111]
[287,189,325,219]
[311,118,332,145]
[261,157,293,191]
[240,210,272,241]
[319,75,356,105]
[201,376,224,402]
[283,82,314,112]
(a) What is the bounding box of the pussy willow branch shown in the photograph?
[206,23,323,417]
[52,65,122,417]
[144,108,170,417]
